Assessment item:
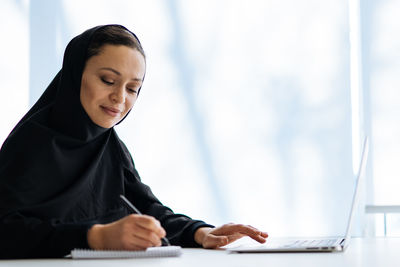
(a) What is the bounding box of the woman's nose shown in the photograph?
[111,86,126,104]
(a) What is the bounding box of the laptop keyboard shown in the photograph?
[285,239,338,248]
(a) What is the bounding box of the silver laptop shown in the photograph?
[229,136,369,253]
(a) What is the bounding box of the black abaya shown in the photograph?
[0,25,211,259]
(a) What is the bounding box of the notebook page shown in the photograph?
[71,246,182,259]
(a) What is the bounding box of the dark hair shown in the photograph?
[86,25,145,61]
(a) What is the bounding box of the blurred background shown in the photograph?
[0,0,399,239]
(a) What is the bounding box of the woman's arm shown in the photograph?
[118,142,267,249]
[0,212,91,259]
[123,167,214,247]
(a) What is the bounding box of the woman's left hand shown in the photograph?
[194,224,268,249]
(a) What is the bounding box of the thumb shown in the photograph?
[203,235,229,249]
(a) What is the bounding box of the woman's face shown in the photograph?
[80,44,146,128]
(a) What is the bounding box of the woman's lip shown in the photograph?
[101,106,121,117]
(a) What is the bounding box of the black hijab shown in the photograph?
[0,25,149,225]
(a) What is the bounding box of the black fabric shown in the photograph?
[0,25,212,259]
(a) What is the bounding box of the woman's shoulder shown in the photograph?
[1,105,52,150]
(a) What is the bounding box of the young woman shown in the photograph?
[0,25,267,259]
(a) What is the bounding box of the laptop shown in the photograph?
[229,136,369,253]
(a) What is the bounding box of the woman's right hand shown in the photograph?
[87,214,166,250]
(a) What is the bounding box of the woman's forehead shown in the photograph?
[86,45,146,79]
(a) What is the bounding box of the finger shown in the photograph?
[211,224,253,235]
[225,233,245,243]
[203,235,229,249]
[131,225,163,247]
[240,226,268,243]
[129,215,166,237]
[214,224,268,243]
[243,224,269,240]
[248,226,268,238]
[261,231,269,238]
[124,234,160,250]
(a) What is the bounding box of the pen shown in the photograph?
[119,195,171,246]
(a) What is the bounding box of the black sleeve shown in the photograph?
[124,167,214,247]
[0,212,91,259]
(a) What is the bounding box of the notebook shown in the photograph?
[70,246,182,259]
[229,136,369,253]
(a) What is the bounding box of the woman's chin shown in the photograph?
[93,119,116,129]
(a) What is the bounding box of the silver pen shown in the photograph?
[119,195,171,246]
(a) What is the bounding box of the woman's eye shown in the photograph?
[127,88,138,94]
[101,78,114,85]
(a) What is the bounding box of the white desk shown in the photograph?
[1,238,399,267]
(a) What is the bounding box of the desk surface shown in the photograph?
[1,237,399,267]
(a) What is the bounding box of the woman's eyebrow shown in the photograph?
[99,67,142,82]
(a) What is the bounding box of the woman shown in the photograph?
[0,25,267,259]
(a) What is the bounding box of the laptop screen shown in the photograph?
[342,136,369,247]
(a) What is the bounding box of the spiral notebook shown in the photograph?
[70,246,182,259]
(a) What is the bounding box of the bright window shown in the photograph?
[1,0,398,237]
